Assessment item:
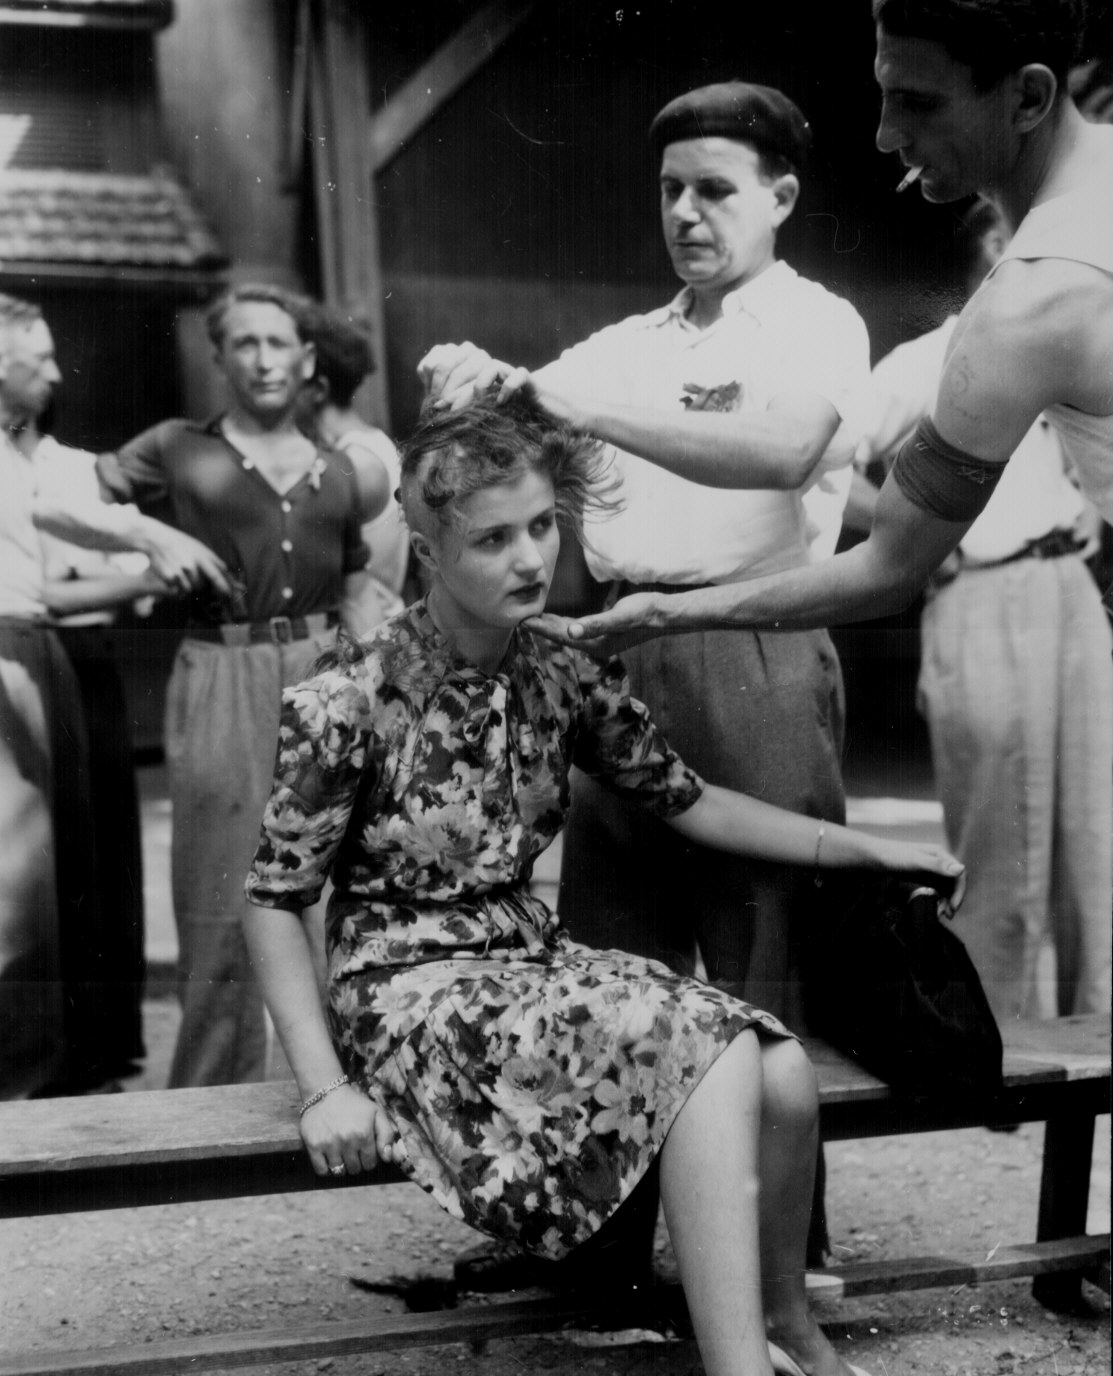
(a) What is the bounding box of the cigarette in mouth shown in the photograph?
[896,166,923,193]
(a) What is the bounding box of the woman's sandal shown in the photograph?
[453,1239,564,1292]
[453,1237,656,1296]
[767,1344,807,1376]
[767,1341,872,1376]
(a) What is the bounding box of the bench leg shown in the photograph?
[1032,1109,1097,1311]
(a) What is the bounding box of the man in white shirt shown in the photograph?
[0,292,226,1099]
[422,80,871,1276]
[34,437,170,1092]
[423,82,868,1021]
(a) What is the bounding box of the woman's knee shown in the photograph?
[760,1037,818,1129]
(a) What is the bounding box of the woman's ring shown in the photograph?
[330,1164,345,1176]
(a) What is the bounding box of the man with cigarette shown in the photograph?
[421,80,871,1284]
[531,0,1112,653]
[856,199,1111,1023]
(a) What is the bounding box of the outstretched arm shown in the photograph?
[421,344,843,490]
[669,783,963,882]
[508,368,842,489]
[33,496,231,597]
[531,268,1076,652]
[42,567,171,617]
[243,903,401,1176]
[527,471,970,655]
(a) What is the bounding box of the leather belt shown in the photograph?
[188,610,340,647]
[967,528,1085,571]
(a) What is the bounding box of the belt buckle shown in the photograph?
[268,615,294,644]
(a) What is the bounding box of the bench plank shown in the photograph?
[0,1016,1107,1219]
[805,1011,1111,1104]
[0,1082,308,1173]
[0,1016,1106,1376]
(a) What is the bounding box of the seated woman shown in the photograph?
[243,395,962,1376]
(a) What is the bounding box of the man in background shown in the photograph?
[0,292,225,1099]
[855,201,1111,1022]
[98,284,380,1088]
[299,304,409,625]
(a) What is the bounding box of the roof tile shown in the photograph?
[0,1,173,30]
[0,166,226,270]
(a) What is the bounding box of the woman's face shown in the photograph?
[421,467,560,634]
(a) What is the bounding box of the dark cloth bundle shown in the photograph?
[803,871,1004,1099]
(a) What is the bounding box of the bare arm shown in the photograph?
[420,342,843,490]
[42,567,170,617]
[341,438,393,523]
[531,272,1091,650]
[488,367,844,491]
[548,377,839,489]
[929,267,1067,462]
[527,470,972,656]
[339,569,376,635]
[840,468,882,536]
[33,497,230,596]
[243,903,400,1176]
[668,783,963,880]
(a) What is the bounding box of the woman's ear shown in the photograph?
[409,528,440,577]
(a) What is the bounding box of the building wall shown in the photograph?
[367,3,967,435]
[155,0,302,418]
[149,2,971,433]
[136,0,970,653]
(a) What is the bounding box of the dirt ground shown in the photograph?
[1,994,1108,1376]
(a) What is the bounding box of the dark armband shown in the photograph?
[891,416,1006,522]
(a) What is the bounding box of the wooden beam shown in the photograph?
[368,0,538,173]
[0,1240,1107,1376]
[284,0,311,191]
[307,0,390,427]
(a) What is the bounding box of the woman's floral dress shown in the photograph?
[246,600,789,1260]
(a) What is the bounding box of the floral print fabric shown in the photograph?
[246,600,789,1258]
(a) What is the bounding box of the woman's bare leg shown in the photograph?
[659,1028,772,1376]
[757,1038,849,1373]
[659,1030,858,1376]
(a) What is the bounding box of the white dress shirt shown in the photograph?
[0,433,48,619]
[537,260,871,585]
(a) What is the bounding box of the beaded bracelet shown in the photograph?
[299,1074,350,1118]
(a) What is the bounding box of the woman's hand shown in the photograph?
[299,1084,403,1177]
[866,835,964,883]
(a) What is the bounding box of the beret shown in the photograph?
[649,81,811,170]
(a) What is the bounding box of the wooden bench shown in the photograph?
[0,1013,1107,1376]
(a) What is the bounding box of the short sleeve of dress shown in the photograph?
[570,651,703,819]
[245,666,379,909]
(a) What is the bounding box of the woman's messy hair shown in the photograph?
[398,389,621,545]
